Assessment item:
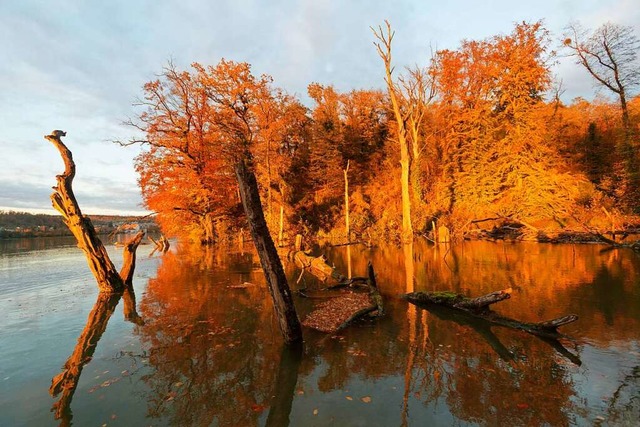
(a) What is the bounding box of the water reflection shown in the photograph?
[49,286,143,426]
[136,248,282,426]
[42,239,640,425]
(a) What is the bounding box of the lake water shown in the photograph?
[1,237,638,426]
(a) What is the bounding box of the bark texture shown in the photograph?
[235,157,302,344]
[44,130,123,293]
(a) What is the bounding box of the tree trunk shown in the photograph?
[400,156,413,243]
[344,160,350,242]
[373,22,413,243]
[235,157,302,344]
[278,204,284,247]
[119,231,144,286]
[200,213,216,245]
[45,131,124,293]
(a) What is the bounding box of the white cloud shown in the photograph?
[1,0,636,214]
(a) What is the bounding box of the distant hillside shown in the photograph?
[0,210,158,238]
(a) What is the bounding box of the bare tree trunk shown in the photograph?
[400,155,413,242]
[44,131,124,293]
[373,22,414,243]
[235,157,302,344]
[344,160,350,242]
[119,231,144,286]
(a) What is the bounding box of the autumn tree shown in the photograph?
[430,21,589,230]
[252,90,309,236]
[126,64,238,244]
[563,22,640,211]
[129,60,302,343]
[292,85,388,237]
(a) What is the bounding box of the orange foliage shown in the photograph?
[126,22,640,244]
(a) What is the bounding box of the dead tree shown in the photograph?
[45,130,132,293]
[50,231,145,424]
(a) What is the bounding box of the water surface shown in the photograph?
[1,238,638,426]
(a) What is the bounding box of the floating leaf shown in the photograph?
[251,404,266,413]
[346,396,353,401]
[361,396,372,403]
[313,409,318,415]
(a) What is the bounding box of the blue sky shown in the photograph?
[1,0,638,215]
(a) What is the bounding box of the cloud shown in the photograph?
[0,177,147,215]
[2,0,637,214]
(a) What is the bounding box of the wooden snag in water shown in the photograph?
[49,232,146,422]
[235,157,302,344]
[292,250,346,283]
[148,235,170,253]
[405,289,578,339]
[45,131,126,293]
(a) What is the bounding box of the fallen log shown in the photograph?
[291,250,345,283]
[405,289,578,340]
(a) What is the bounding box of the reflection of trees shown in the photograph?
[322,240,640,424]
[136,247,284,426]
[265,343,303,427]
[327,239,640,343]
[606,365,640,424]
[128,240,638,425]
[407,312,578,426]
[49,286,143,426]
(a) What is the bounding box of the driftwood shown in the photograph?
[303,262,383,333]
[291,250,346,283]
[405,288,578,340]
[45,131,147,422]
[45,130,131,293]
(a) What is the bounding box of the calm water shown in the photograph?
[0,238,638,426]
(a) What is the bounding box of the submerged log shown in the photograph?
[405,289,578,339]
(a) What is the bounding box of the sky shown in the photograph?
[1,0,638,216]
